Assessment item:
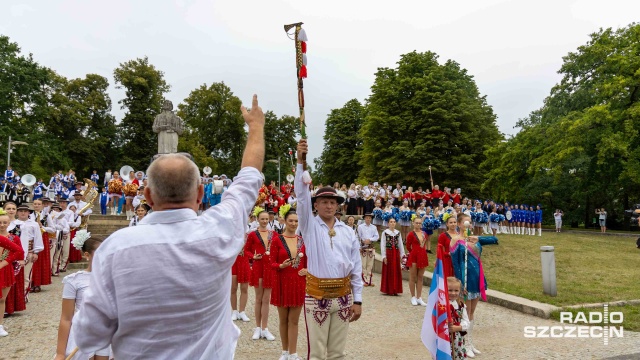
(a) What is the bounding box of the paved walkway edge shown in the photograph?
[372,253,560,319]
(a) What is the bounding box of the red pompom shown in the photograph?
[299,65,307,79]
[301,41,307,53]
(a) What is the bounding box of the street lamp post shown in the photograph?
[267,156,281,188]
[6,136,29,168]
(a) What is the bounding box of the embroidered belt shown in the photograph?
[306,272,351,300]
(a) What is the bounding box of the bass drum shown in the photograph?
[212,180,224,194]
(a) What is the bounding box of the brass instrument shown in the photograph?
[78,178,99,229]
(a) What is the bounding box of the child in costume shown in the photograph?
[55,230,111,360]
[447,277,470,360]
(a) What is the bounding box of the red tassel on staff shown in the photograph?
[301,41,307,53]
[299,65,307,79]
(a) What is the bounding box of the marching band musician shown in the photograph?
[13,204,44,298]
[68,182,83,198]
[392,183,403,206]
[69,191,92,220]
[50,199,80,275]
[4,166,15,183]
[103,169,112,187]
[357,212,379,287]
[377,183,386,208]
[363,182,374,214]
[90,170,100,185]
[30,198,54,292]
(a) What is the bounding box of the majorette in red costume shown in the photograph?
[270,234,306,307]
[246,226,275,289]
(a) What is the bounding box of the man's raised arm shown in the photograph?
[240,94,265,171]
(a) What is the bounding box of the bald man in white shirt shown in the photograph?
[74,95,265,359]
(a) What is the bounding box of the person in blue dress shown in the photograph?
[535,205,543,237]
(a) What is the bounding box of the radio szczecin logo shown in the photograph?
[524,304,623,345]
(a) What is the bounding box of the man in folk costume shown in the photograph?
[357,212,379,287]
[50,199,79,275]
[69,191,92,223]
[295,138,363,360]
[15,204,44,298]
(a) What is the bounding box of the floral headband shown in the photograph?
[279,204,292,219]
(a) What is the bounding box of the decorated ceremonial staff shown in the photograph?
[284,22,308,170]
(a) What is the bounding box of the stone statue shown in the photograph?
[153,100,184,154]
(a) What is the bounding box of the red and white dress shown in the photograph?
[380,229,405,295]
[68,227,83,263]
[0,234,25,293]
[231,242,252,284]
[270,234,306,308]
[5,234,26,313]
[31,213,53,287]
[405,230,429,269]
[245,229,275,289]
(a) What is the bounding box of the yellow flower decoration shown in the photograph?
[442,212,453,223]
[279,204,291,219]
[252,206,265,217]
[411,213,418,222]
[0,209,6,216]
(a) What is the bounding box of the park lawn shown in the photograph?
[374,231,639,307]
[464,232,640,306]
[550,304,640,332]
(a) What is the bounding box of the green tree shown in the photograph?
[177,82,246,176]
[0,35,53,174]
[114,57,170,170]
[263,111,298,185]
[360,51,500,196]
[44,73,118,177]
[318,99,365,185]
[482,23,640,228]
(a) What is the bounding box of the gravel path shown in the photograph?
[2,271,638,360]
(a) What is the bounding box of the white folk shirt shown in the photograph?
[357,223,379,245]
[74,167,262,359]
[61,209,81,229]
[380,229,406,260]
[363,187,372,200]
[47,211,70,234]
[11,219,44,258]
[294,164,363,302]
[69,200,92,216]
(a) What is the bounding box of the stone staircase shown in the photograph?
[67,202,130,269]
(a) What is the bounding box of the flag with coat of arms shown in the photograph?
[421,246,452,360]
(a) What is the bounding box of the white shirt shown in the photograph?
[392,188,401,199]
[357,223,379,244]
[294,164,363,302]
[363,187,372,199]
[61,208,81,228]
[74,167,262,359]
[380,229,406,260]
[554,212,563,220]
[69,200,92,216]
[450,300,470,331]
[48,211,70,234]
[378,188,386,199]
[11,219,44,258]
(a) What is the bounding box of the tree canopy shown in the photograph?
[359,51,501,195]
[481,23,640,227]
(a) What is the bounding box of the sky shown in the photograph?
[2,0,639,167]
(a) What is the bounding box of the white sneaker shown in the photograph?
[0,325,7,337]
[288,354,302,360]
[416,298,427,306]
[251,327,261,340]
[261,328,275,341]
[410,296,418,306]
[238,311,250,322]
[231,310,238,321]
[466,347,476,358]
[279,351,289,360]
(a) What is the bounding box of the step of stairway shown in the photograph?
[87,225,129,233]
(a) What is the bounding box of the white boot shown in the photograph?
[231,310,238,321]
[531,228,535,236]
[521,226,525,235]
[126,210,130,220]
[538,228,542,236]
[496,226,501,234]
[468,320,481,354]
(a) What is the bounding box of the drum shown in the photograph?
[212,180,224,194]
[506,210,512,221]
